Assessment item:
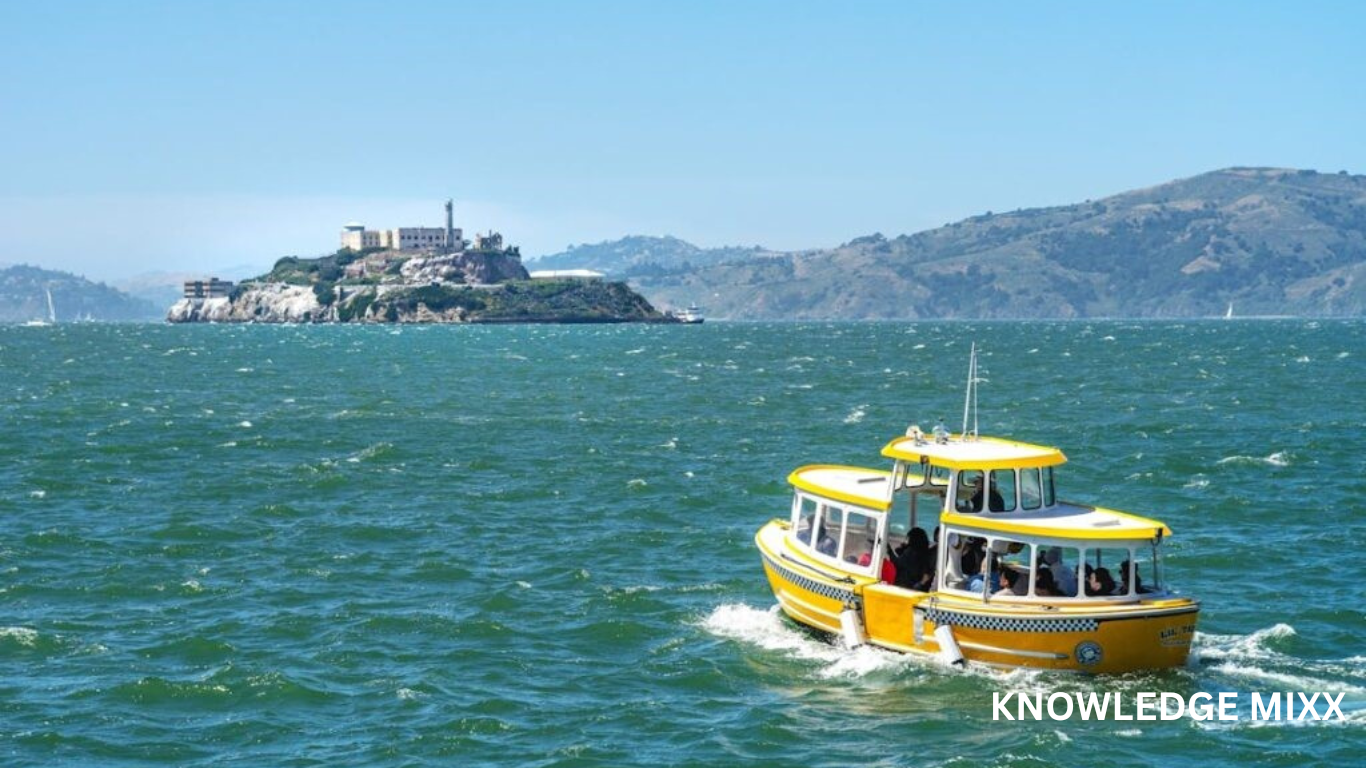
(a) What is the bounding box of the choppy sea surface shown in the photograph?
[2,320,1364,767]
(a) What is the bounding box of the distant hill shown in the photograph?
[0,265,161,322]
[529,235,780,277]
[622,167,1366,319]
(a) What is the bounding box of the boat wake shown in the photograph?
[700,603,1046,686]
[1192,624,1366,696]
[700,603,916,679]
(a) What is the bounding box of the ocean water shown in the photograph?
[1,320,1363,767]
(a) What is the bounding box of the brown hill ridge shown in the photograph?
[600,167,1366,319]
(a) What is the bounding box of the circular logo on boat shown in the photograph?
[1075,641,1103,666]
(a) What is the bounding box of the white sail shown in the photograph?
[46,288,56,323]
[1224,302,1233,319]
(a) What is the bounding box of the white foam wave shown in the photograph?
[699,603,1045,683]
[843,405,867,424]
[1192,623,1297,664]
[700,604,911,679]
[1210,662,1366,694]
[1195,623,1366,695]
[1215,451,1290,467]
[0,627,38,645]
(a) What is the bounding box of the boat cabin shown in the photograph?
[785,432,1171,603]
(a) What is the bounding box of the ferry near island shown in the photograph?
[676,303,704,324]
[755,347,1199,673]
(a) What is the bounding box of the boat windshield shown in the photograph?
[952,466,1056,513]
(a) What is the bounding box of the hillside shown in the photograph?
[530,235,779,277]
[0,265,162,322]
[623,168,1366,319]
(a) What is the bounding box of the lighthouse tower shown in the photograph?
[444,199,454,254]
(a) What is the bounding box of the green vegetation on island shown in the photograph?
[170,245,672,324]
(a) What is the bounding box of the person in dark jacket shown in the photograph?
[894,527,932,590]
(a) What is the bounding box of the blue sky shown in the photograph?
[1,1,1363,279]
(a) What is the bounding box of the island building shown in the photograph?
[528,269,605,281]
[183,277,234,299]
[341,199,471,254]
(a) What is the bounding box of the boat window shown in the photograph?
[988,469,1016,512]
[1039,545,1081,597]
[954,470,986,512]
[842,511,877,567]
[815,506,845,559]
[930,465,951,486]
[1125,547,1160,595]
[1043,467,1056,506]
[1082,546,1132,597]
[1020,468,1043,510]
[793,495,818,545]
[940,532,988,593]
[986,538,1035,598]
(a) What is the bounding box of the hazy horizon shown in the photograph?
[3,2,1363,282]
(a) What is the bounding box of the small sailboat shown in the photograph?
[22,288,55,326]
[1224,302,1233,319]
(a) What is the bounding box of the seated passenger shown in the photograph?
[880,554,897,584]
[959,537,985,578]
[894,528,932,591]
[1085,567,1117,597]
[795,522,813,544]
[1118,560,1146,594]
[816,529,838,557]
[994,568,1028,597]
[1044,547,1078,596]
[1033,567,1059,597]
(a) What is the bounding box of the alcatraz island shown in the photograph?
[167,200,674,324]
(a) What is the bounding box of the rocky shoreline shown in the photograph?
[167,279,675,324]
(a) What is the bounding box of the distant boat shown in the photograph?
[22,288,55,326]
[1224,302,1234,319]
[677,303,704,324]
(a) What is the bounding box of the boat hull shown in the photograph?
[757,521,1198,674]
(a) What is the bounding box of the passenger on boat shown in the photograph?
[1033,567,1059,597]
[894,528,932,591]
[1085,567,1117,597]
[995,568,1027,597]
[795,521,812,544]
[1044,547,1079,596]
[816,529,838,557]
[1119,560,1145,594]
[960,477,1005,513]
[960,536,986,578]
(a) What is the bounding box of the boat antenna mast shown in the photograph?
[960,342,983,441]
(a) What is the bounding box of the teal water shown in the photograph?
[2,321,1363,767]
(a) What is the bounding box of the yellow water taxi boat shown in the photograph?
[755,354,1199,673]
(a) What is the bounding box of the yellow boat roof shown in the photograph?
[788,464,892,511]
[941,505,1171,541]
[881,433,1066,470]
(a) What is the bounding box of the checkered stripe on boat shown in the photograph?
[924,608,1098,633]
[761,551,859,604]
